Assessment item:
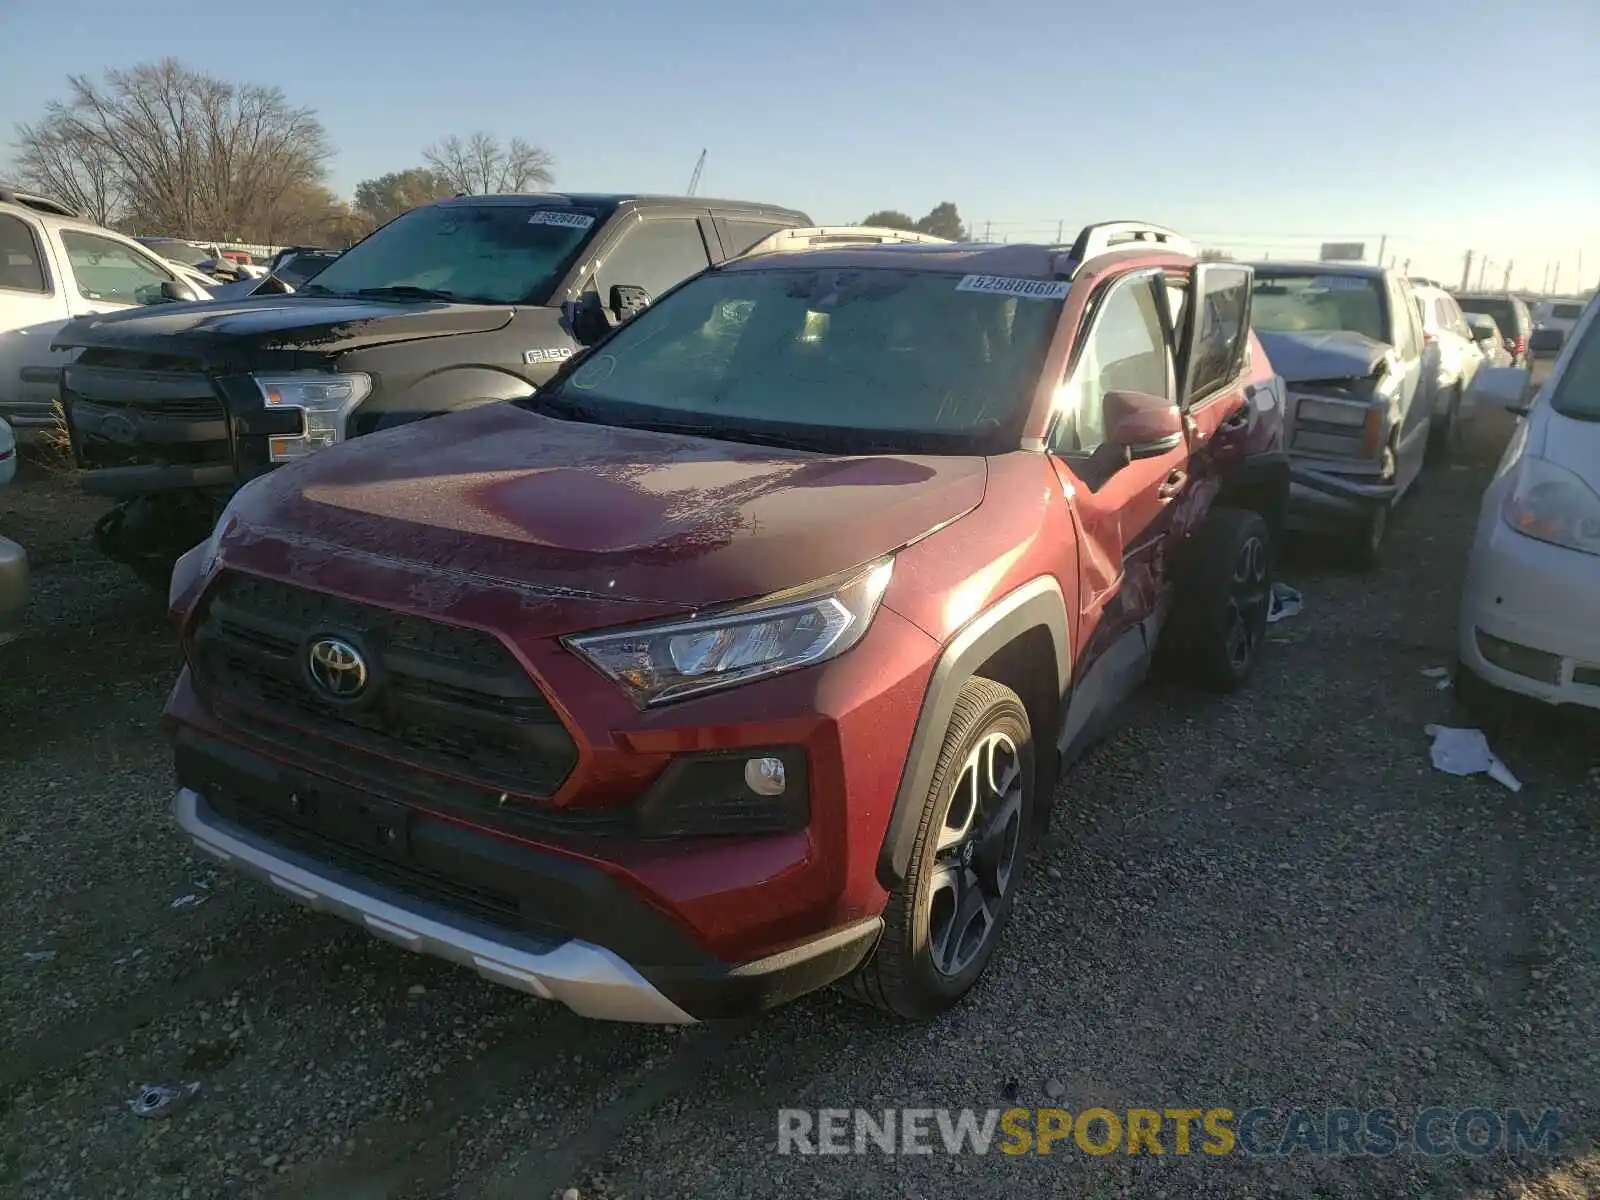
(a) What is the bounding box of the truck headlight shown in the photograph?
[252,373,372,462]
[1502,455,1600,558]
[1295,397,1368,427]
[566,558,895,706]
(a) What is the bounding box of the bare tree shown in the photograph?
[13,113,120,225]
[11,59,331,242]
[423,132,553,195]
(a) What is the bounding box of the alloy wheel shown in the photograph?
[926,731,1024,977]
[1224,534,1270,671]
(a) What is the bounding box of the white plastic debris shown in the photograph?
[1420,667,1453,691]
[1267,582,1302,624]
[170,893,208,910]
[22,950,56,963]
[1424,725,1523,792]
[128,1081,200,1119]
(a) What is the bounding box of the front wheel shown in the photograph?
[841,677,1034,1019]
[1347,502,1389,570]
[1428,386,1462,459]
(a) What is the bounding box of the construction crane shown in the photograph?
[686,149,707,197]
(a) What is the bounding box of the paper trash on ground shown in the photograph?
[1424,725,1522,792]
[1268,583,1302,624]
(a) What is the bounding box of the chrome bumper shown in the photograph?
[172,788,696,1024]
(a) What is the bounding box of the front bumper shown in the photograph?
[0,535,29,643]
[1458,518,1600,710]
[170,726,884,1022]
[1285,457,1394,533]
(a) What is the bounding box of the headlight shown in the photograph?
[566,558,895,705]
[253,372,372,462]
[1501,455,1600,557]
[1295,396,1369,427]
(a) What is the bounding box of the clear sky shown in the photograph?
[3,0,1595,291]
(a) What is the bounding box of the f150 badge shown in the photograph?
[524,347,575,364]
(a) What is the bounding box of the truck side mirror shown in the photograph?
[158,280,201,304]
[568,296,613,347]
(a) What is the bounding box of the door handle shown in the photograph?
[1157,469,1187,500]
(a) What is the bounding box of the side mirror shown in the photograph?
[158,279,201,304]
[609,283,651,323]
[568,296,613,347]
[1104,390,1184,457]
[1466,365,1532,415]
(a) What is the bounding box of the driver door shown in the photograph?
[1046,268,1189,685]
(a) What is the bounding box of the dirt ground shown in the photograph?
[1,370,1596,1199]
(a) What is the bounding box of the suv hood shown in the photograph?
[52,296,514,363]
[1256,330,1391,383]
[225,403,986,608]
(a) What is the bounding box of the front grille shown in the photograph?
[64,359,231,469]
[190,574,580,800]
[74,393,225,422]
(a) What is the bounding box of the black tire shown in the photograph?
[1161,506,1273,693]
[1428,386,1462,459]
[840,677,1035,1019]
[1346,502,1389,570]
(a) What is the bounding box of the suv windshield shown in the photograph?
[1251,272,1387,342]
[300,204,601,305]
[1549,306,1598,420]
[528,267,1059,454]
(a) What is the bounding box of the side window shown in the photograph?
[715,217,794,258]
[1050,273,1170,456]
[1392,280,1421,359]
[594,218,711,302]
[1182,263,1252,403]
[60,231,172,304]
[0,214,49,293]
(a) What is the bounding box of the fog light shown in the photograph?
[744,757,787,796]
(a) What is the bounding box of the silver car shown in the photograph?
[1248,262,1440,566]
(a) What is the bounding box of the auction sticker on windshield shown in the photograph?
[529,211,596,229]
[956,275,1070,300]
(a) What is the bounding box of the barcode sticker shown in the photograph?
[528,211,595,229]
[956,274,1069,300]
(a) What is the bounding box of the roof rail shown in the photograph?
[0,185,82,219]
[1068,220,1194,267]
[735,225,951,260]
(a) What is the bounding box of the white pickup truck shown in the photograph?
[0,187,211,436]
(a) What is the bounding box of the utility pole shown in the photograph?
[685,149,707,197]
[1503,261,1513,291]
[1402,257,1411,275]
[1376,234,1387,267]
[1055,219,1064,244]
[1552,263,1560,293]
[1542,262,1551,292]
[983,220,992,242]
[1477,257,1489,290]
[1578,249,1584,288]
[1460,249,1474,291]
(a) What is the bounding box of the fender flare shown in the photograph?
[875,576,1072,889]
[361,366,536,424]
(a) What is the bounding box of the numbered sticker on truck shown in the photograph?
[955,275,1070,300]
[528,211,596,229]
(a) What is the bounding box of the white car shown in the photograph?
[1412,282,1485,450]
[0,417,26,643]
[1457,294,1600,712]
[0,187,209,435]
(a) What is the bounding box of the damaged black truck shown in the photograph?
[55,193,808,582]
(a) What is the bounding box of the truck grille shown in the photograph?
[189,574,580,800]
[64,359,230,469]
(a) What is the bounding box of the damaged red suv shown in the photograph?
[166,222,1289,1022]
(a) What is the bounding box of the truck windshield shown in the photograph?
[1251,272,1387,343]
[300,204,600,305]
[530,267,1059,454]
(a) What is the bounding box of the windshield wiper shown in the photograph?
[352,285,464,302]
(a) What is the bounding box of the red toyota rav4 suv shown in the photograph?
[165,222,1289,1023]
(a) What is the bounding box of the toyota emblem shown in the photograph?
[306,636,368,699]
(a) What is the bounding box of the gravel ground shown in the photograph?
[1,378,1596,1200]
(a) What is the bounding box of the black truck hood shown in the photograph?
[52,296,516,362]
[1256,330,1392,384]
